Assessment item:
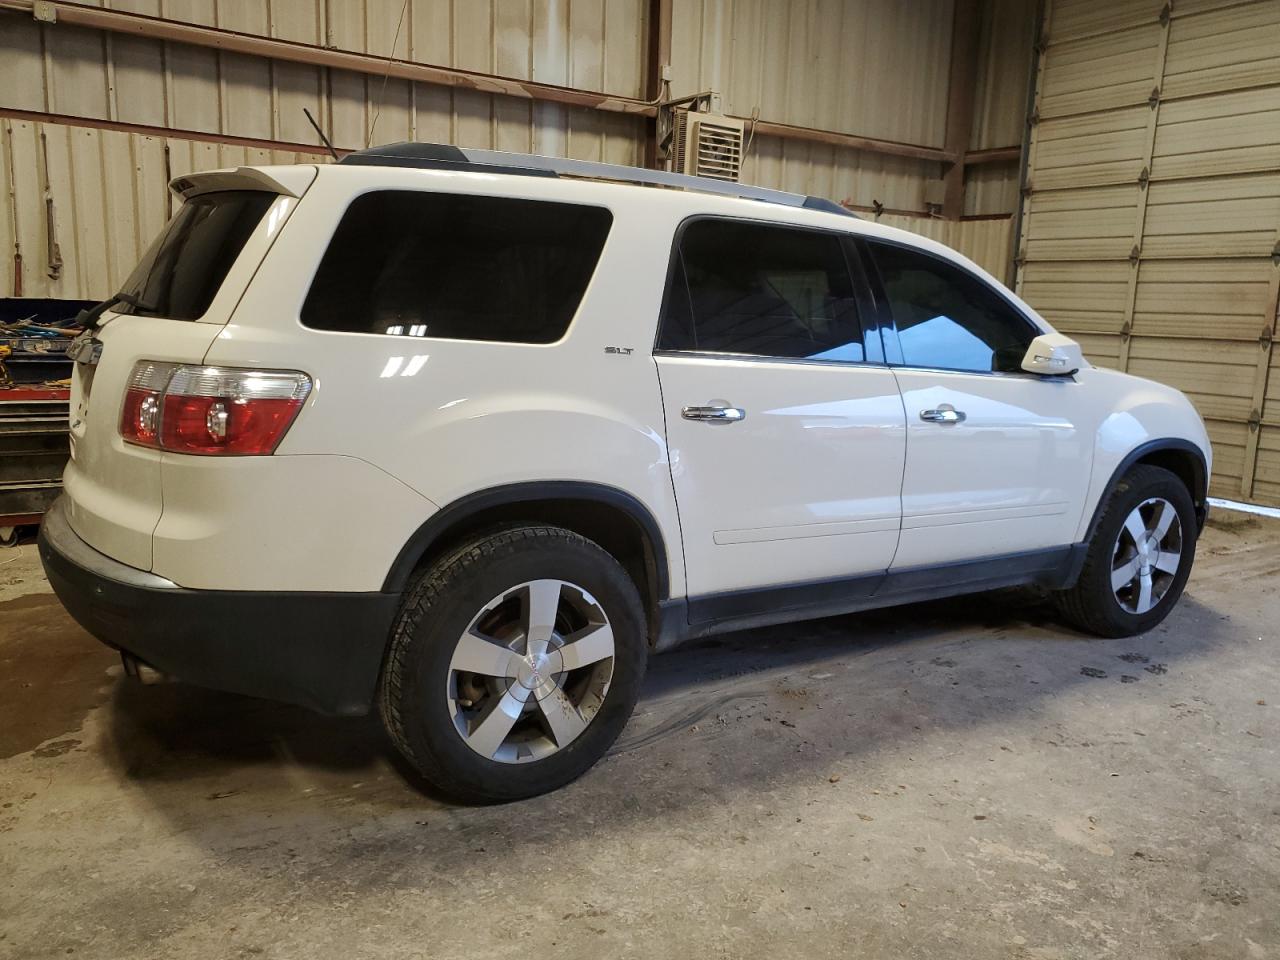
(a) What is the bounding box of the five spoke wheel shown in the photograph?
[448,579,615,764]
[1111,497,1182,615]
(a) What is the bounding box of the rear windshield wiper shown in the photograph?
[76,291,155,329]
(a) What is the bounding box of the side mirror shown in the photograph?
[1021,333,1083,377]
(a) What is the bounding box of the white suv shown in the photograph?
[40,144,1211,801]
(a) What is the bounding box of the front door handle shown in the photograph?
[682,400,746,424]
[920,404,966,425]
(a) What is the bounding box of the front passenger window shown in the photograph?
[867,242,1037,374]
[658,219,865,363]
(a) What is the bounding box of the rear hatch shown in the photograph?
[64,166,315,569]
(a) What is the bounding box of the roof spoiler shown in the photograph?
[168,165,318,200]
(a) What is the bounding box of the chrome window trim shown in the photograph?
[884,362,1073,382]
[652,348,889,370]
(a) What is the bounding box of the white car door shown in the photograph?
[654,218,906,611]
[858,238,1093,569]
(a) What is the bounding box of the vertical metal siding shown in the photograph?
[0,118,336,301]
[1,0,1034,300]
[670,0,954,148]
[880,214,1015,284]
[969,0,1036,151]
[1016,0,1280,503]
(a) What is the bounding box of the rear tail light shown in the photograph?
[120,362,311,455]
[120,361,172,448]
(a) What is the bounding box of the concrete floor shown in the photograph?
[2,512,1278,960]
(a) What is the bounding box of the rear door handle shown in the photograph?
[920,404,965,425]
[682,401,746,424]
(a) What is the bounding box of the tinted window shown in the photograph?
[301,191,612,343]
[658,219,865,362]
[118,190,274,320]
[868,242,1037,373]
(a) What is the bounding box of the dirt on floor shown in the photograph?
[0,513,1278,960]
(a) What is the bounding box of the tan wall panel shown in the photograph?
[1127,336,1258,423]
[1072,332,1123,368]
[2,16,47,112]
[1018,0,1280,500]
[1028,107,1149,190]
[1132,260,1276,341]
[1142,174,1280,258]
[670,0,953,148]
[1162,0,1280,100]
[1265,352,1280,427]
[964,164,1021,218]
[742,137,932,214]
[969,0,1036,151]
[1206,418,1248,495]
[1018,260,1130,336]
[1047,0,1164,43]
[35,0,650,98]
[0,112,642,302]
[1021,184,1138,260]
[1037,25,1159,119]
[1249,428,1280,505]
[877,215,1014,283]
[1151,88,1280,181]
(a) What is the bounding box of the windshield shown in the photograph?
[116,190,274,321]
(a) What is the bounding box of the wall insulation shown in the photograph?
[1015,0,1280,503]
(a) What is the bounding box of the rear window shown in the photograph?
[118,190,274,320]
[300,191,612,343]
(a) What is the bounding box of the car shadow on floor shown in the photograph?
[99,586,1225,810]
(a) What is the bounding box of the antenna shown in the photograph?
[303,108,339,162]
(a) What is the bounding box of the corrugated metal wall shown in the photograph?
[966,0,1035,216]
[1015,0,1280,503]
[880,214,1014,281]
[0,118,330,302]
[1,9,647,160]
[671,0,953,146]
[1,0,1032,301]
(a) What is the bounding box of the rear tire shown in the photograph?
[379,525,647,803]
[1055,464,1197,638]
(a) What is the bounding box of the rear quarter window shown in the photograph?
[300,191,613,344]
[118,190,275,321]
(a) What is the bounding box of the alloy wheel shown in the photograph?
[447,579,615,763]
[1111,497,1183,615]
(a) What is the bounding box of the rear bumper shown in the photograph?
[38,496,398,716]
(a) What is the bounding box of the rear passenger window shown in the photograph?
[658,219,866,362]
[118,190,275,321]
[867,241,1038,374]
[301,191,612,343]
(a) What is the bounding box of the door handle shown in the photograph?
[920,404,966,425]
[682,401,746,424]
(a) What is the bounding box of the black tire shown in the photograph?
[379,525,647,803]
[1055,464,1197,638]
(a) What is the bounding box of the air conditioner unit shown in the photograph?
[671,110,745,182]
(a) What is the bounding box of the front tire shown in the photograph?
[379,525,647,803]
[1055,464,1197,638]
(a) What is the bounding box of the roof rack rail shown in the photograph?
[340,142,858,219]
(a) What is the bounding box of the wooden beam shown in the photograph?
[942,0,982,218]
[964,145,1021,165]
[748,119,953,164]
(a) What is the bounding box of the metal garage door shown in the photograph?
[1014,0,1280,503]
